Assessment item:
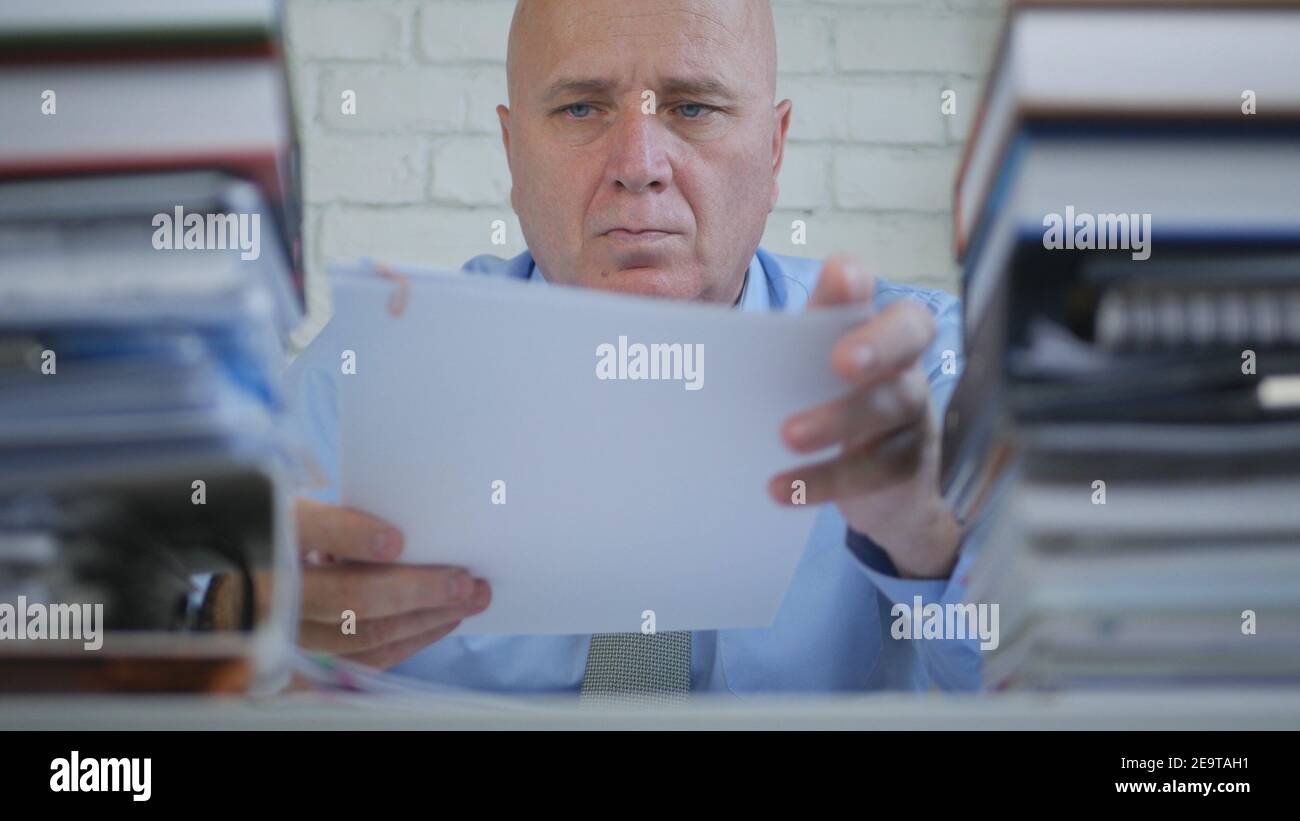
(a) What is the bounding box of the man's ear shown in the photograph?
[497,104,512,169]
[769,99,793,212]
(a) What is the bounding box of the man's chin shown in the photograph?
[577,265,703,301]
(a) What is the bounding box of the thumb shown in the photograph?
[295,497,404,563]
[808,254,875,309]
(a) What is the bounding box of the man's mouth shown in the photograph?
[602,228,676,245]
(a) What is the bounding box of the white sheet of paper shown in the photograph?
[296,261,871,635]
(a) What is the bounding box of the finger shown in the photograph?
[300,565,483,621]
[343,620,464,670]
[782,365,930,454]
[830,300,937,387]
[769,423,926,506]
[296,498,404,562]
[299,597,486,655]
[808,254,874,309]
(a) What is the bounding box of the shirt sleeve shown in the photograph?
[282,323,342,505]
[846,523,988,691]
[841,284,988,691]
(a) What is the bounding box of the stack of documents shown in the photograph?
[0,2,300,693]
[944,0,1300,689]
[0,0,303,306]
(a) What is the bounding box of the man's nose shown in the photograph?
[606,111,673,194]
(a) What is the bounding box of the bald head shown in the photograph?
[496,0,792,303]
[506,0,777,105]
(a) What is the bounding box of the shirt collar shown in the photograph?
[526,254,770,313]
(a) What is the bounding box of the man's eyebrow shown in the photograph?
[539,78,617,104]
[657,76,737,101]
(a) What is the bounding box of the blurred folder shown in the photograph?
[0,0,301,694]
[945,0,1300,690]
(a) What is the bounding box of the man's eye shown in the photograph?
[676,103,709,119]
[564,103,595,118]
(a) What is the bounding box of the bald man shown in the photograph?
[289,0,982,696]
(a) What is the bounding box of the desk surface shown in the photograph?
[3,688,1299,730]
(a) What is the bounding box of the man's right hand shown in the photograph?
[295,498,491,669]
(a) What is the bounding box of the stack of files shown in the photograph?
[0,2,302,694]
[967,445,1300,690]
[954,0,1300,271]
[942,0,1300,689]
[0,0,304,312]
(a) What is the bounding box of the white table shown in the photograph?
[3,688,1298,730]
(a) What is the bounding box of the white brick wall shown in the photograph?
[285,0,1006,339]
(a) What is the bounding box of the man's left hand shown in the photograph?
[769,255,962,580]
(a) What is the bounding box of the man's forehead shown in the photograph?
[508,0,774,100]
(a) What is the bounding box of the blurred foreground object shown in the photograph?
[0,0,301,693]
[944,0,1300,690]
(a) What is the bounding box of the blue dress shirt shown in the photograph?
[294,248,985,695]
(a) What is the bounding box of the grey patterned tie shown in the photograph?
[579,631,692,706]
